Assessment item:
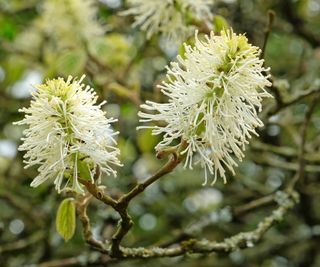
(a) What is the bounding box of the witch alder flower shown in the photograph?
[39,0,104,48]
[139,29,272,185]
[122,0,213,44]
[15,76,121,194]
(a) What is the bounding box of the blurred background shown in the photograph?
[1,0,320,266]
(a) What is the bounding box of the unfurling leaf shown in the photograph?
[56,198,76,241]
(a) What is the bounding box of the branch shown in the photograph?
[85,45,142,106]
[261,10,275,59]
[118,142,186,204]
[158,193,276,248]
[109,140,188,257]
[78,186,298,260]
[288,96,319,190]
[0,231,45,254]
[79,180,118,209]
[233,194,275,216]
[251,152,320,173]
[268,85,320,116]
[105,191,299,258]
[107,82,141,106]
[251,141,320,163]
[281,0,320,47]
[0,190,44,227]
[80,140,187,257]
[78,98,317,260]
[39,255,113,267]
[75,195,108,254]
[39,257,83,267]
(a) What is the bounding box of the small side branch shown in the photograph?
[261,10,275,59]
[119,151,184,204]
[282,0,320,47]
[80,140,187,257]
[110,140,188,257]
[234,194,274,216]
[76,195,109,254]
[268,86,320,116]
[288,96,319,190]
[80,180,118,208]
[0,231,45,254]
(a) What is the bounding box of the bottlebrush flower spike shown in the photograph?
[15,76,121,193]
[40,0,104,48]
[122,0,213,44]
[139,29,272,185]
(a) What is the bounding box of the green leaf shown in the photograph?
[137,128,160,153]
[213,15,229,32]
[77,159,92,181]
[56,198,76,242]
[88,34,134,71]
[118,137,137,163]
[0,19,17,40]
[178,37,196,59]
[56,49,87,76]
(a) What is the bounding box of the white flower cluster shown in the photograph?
[39,0,104,48]
[122,0,213,44]
[15,76,121,193]
[139,29,272,184]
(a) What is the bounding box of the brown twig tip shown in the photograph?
[156,150,165,159]
[261,10,276,59]
[156,145,181,159]
[267,10,276,27]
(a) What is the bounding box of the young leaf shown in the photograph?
[137,128,160,153]
[56,49,87,76]
[213,15,229,32]
[77,159,92,181]
[56,198,76,242]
